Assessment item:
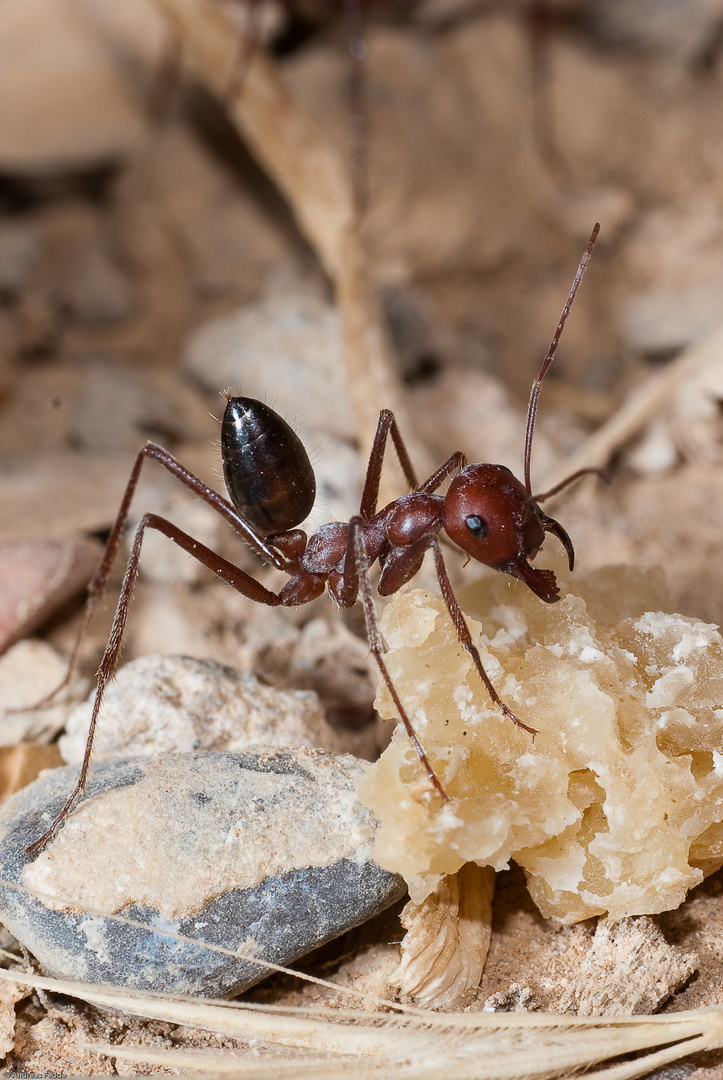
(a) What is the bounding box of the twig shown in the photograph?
[540,325,723,499]
[150,0,431,497]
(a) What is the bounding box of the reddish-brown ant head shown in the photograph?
[442,223,601,607]
[443,463,573,603]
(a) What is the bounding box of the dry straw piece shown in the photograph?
[540,324,723,497]
[392,863,494,1008]
[0,964,721,1078]
[150,0,432,495]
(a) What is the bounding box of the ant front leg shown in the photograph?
[432,541,537,738]
[419,452,467,497]
[26,513,289,856]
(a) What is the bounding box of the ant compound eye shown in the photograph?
[465,515,488,539]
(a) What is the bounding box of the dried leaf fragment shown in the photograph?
[0,978,28,1057]
[558,916,698,1016]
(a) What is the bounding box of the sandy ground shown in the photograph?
[3,0,723,1073]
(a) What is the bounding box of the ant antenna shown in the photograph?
[523,223,600,496]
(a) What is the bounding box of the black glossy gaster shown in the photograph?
[221,397,316,535]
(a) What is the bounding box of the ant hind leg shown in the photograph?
[15,442,283,717]
[26,512,282,856]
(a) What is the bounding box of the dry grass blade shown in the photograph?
[540,324,723,498]
[154,0,351,283]
[83,1021,722,1079]
[1,966,723,1078]
[150,0,431,492]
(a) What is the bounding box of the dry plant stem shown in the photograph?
[155,0,351,277]
[79,1034,723,1079]
[540,324,723,499]
[1,965,723,1079]
[393,863,495,1008]
[150,0,431,497]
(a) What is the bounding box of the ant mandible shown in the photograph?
[27,223,603,855]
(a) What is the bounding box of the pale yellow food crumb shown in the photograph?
[357,564,723,923]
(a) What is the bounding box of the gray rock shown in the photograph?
[0,749,405,998]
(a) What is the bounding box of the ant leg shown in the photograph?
[22,448,161,709]
[26,512,282,856]
[125,445,285,567]
[432,541,538,737]
[419,452,467,496]
[342,517,448,801]
[20,443,286,714]
[359,411,421,519]
[359,411,466,517]
[86,443,285,619]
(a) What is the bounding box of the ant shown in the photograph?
[27,223,603,855]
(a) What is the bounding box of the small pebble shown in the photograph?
[59,654,335,764]
[56,241,135,326]
[557,916,698,1015]
[0,0,150,172]
[0,641,88,745]
[0,749,405,998]
[0,538,101,655]
[621,203,723,354]
[0,453,163,543]
[291,617,375,712]
[307,433,363,527]
[151,126,293,298]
